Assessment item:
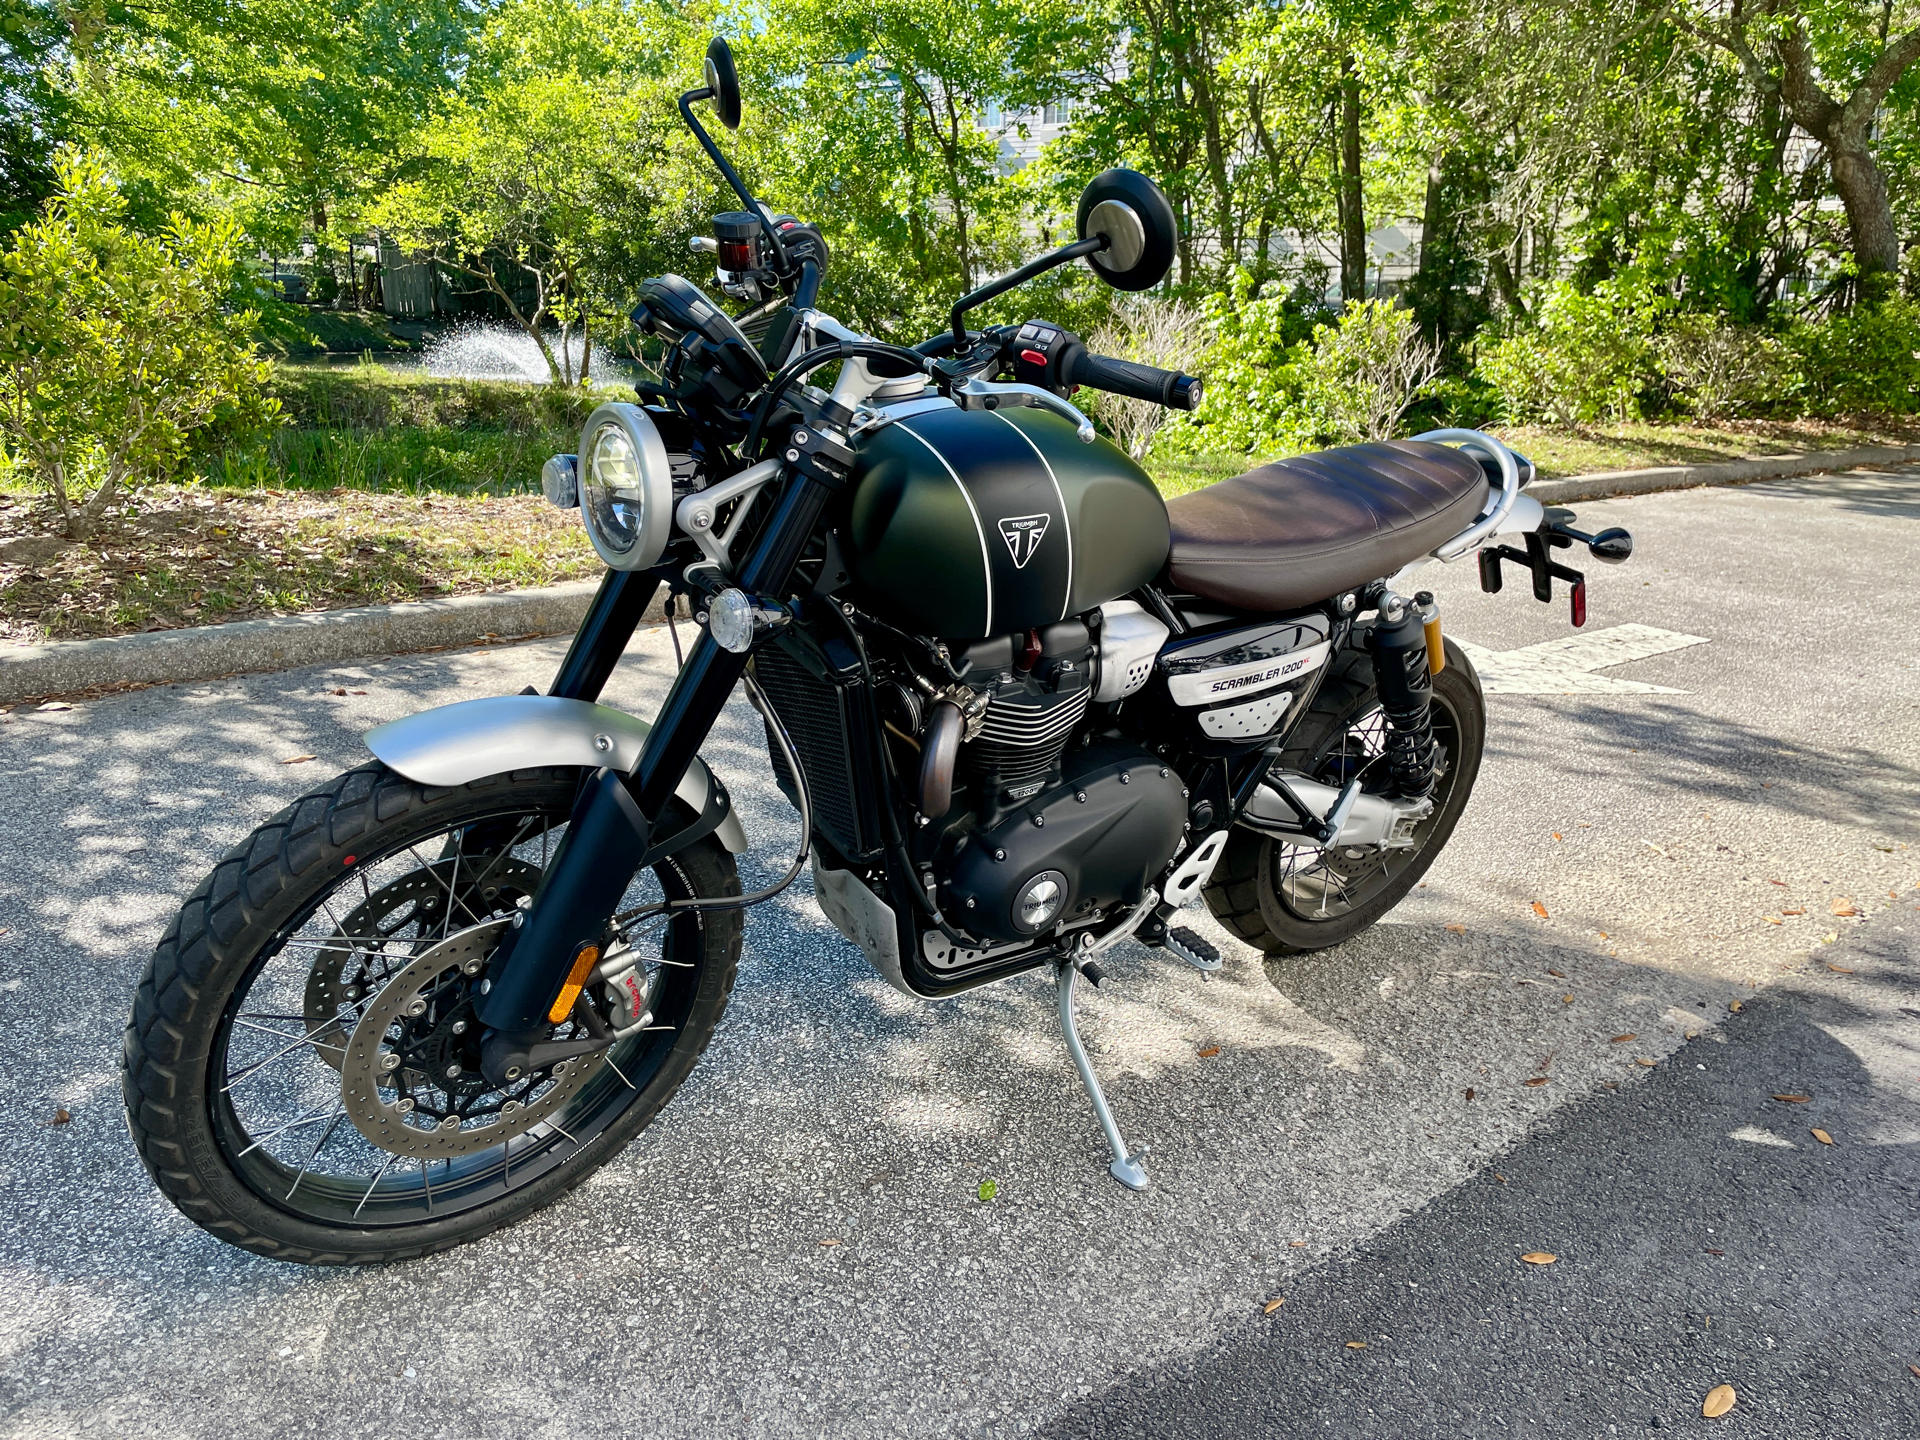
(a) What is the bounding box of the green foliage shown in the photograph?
[0,155,276,537]
[1158,274,1319,457]
[1294,299,1442,442]
[1788,297,1920,416]
[1655,315,1795,420]
[1476,280,1667,426]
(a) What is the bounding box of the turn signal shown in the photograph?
[548,943,601,1024]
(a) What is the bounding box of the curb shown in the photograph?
[1527,443,1920,504]
[5,445,1915,706]
[0,581,668,706]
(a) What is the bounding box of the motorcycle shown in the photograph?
[122,38,1633,1263]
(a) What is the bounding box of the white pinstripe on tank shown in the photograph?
[896,421,994,636]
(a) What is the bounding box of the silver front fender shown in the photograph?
[365,695,747,854]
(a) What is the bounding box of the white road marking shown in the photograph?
[1454,623,1710,695]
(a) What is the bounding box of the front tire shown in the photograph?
[1204,636,1485,955]
[122,762,742,1264]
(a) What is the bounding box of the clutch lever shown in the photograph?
[949,377,1096,443]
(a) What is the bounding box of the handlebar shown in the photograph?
[1062,351,1203,412]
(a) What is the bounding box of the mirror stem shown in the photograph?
[947,235,1106,349]
[677,88,791,271]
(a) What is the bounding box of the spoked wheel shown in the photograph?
[1205,636,1485,955]
[123,763,740,1264]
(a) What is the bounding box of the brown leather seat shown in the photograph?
[1164,441,1489,611]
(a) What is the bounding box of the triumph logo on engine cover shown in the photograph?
[998,513,1050,569]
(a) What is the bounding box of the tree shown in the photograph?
[1680,0,1920,290]
[0,155,275,537]
[374,0,700,382]
[0,0,70,233]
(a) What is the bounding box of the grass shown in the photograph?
[6,364,1917,643]
[0,485,600,642]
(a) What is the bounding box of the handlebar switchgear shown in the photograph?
[1005,320,1203,412]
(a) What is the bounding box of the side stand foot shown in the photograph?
[1055,960,1150,1191]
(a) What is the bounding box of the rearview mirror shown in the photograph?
[1076,169,1176,291]
[704,36,742,130]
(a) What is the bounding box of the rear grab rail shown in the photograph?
[1410,428,1522,562]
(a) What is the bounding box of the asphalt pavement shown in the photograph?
[0,468,1915,1438]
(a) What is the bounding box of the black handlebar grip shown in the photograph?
[1065,351,1203,411]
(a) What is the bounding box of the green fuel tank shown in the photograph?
[842,400,1170,640]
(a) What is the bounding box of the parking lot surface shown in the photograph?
[1,470,1915,1437]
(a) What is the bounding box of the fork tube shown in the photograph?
[548,569,664,702]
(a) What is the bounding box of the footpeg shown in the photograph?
[1162,925,1221,972]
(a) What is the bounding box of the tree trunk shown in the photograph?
[1338,53,1366,305]
[1828,128,1902,279]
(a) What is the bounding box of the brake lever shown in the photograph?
[949,377,1096,443]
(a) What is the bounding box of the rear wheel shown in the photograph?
[1204,636,1485,955]
[122,762,741,1264]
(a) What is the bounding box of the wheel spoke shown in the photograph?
[285,1111,347,1200]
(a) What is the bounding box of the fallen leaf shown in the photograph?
[281,754,315,765]
[1562,994,1574,1004]
[1702,1383,1737,1419]
[1521,1252,1557,1265]
[351,689,367,695]
[36,701,73,712]
[1289,1241,1305,1248]
[1910,1364,1920,1379]
[818,1237,840,1246]
[1445,923,1466,933]
[1464,1087,1476,1100]
[1705,1248,1724,1256]
[1826,963,1855,974]
[1635,1058,1657,1067]
[1773,1093,1811,1103]
[977,1179,998,1202]
[1767,878,1788,887]
[1263,1297,1286,1316]
[331,688,346,696]
[1782,907,1806,915]
[1762,916,1783,925]
[1831,897,1859,917]
[1610,1033,1637,1044]
[1729,1000,1743,1012]
[1547,968,1566,978]
[1531,901,1550,919]
[1197,1046,1220,1058]
[1494,1173,1507,1184]
[1345,1341,1368,1350]
[1811,1128,1833,1145]
[1524,1076,1550,1087]
[1821,932,1839,944]
[51,1108,71,1125]
[1595,931,1609,940]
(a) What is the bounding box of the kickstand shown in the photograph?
[1054,959,1150,1191]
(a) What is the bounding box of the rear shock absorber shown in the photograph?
[1367,591,1438,800]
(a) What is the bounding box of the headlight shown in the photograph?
[577,403,673,570]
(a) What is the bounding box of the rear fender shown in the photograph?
[364,694,748,854]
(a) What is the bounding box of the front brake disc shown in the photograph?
[338,919,601,1159]
[304,855,544,1073]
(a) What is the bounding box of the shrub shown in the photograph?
[1155,273,1320,458]
[1655,315,1795,420]
[1086,297,1207,459]
[1789,297,1920,416]
[0,154,276,537]
[1294,300,1442,443]
[1476,279,1666,426]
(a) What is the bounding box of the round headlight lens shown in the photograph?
[576,403,672,570]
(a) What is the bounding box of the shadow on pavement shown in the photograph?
[1043,923,1920,1440]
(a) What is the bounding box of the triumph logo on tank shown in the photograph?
[998,514,1050,569]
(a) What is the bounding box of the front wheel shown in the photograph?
[122,762,742,1264]
[1204,636,1485,955]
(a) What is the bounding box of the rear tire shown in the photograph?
[122,762,741,1265]
[1204,636,1485,956]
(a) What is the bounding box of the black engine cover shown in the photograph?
[943,743,1187,943]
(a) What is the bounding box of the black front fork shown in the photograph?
[475,464,834,1079]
